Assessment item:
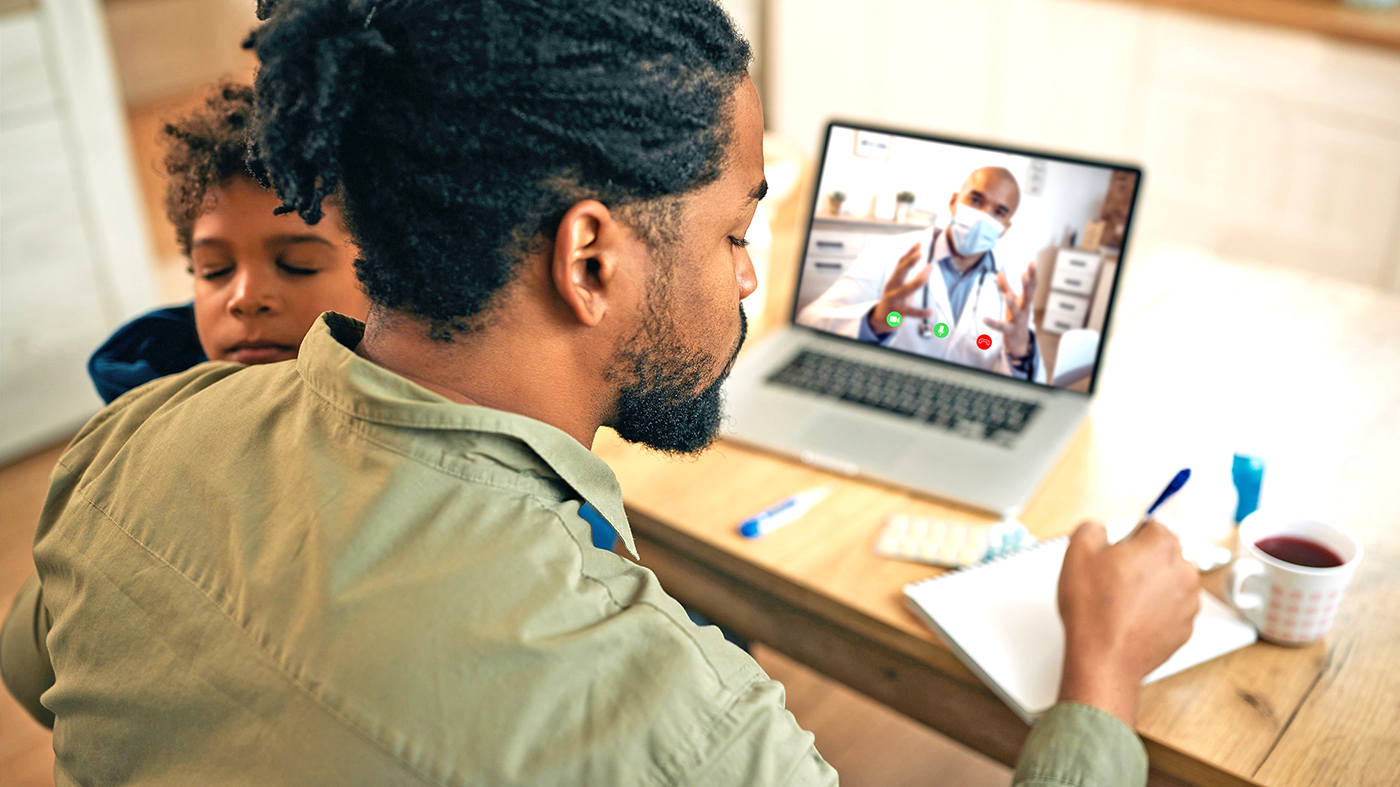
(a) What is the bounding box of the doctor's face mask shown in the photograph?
[945,166,1020,257]
[947,205,1006,257]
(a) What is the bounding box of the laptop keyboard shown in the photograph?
[765,350,1041,446]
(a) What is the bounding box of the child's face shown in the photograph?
[188,178,370,364]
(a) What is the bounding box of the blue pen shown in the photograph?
[739,483,836,539]
[1136,467,1231,571]
[1139,468,1191,527]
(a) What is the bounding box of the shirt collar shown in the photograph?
[295,312,637,558]
[932,226,954,264]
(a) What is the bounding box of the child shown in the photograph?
[88,82,369,403]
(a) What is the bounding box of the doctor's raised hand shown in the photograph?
[868,242,932,336]
[983,261,1038,359]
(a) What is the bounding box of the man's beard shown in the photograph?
[607,297,748,456]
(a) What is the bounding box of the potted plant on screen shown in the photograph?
[895,190,915,223]
[828,190,847,216]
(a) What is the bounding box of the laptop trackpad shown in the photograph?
[796,412,914,471]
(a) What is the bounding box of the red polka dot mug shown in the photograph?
[1228,511,1363,645]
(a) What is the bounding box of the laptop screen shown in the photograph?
[791,123,1141,393]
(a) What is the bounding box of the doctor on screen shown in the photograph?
[798,166,1045,382]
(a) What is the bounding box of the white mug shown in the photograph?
[1229,511,1363,645]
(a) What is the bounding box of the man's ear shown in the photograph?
[551,199,620,328]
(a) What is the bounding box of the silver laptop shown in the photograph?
[723,121,1142,516]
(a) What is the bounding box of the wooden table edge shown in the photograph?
[625,505,1263,787]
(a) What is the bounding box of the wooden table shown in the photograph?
[594,244,1400,787]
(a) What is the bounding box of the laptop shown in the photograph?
[722,121,1142,516]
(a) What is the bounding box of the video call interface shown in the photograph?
[793,125,1140,390]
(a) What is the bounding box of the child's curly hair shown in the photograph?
[161,82,271,256]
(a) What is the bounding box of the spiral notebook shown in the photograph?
[903,536,1257,724]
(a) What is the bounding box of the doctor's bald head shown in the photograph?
[951,166,1021,230]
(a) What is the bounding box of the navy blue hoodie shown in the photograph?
[87,304,207,404]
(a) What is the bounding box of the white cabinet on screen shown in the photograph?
[796,219,931,314]
[1041,249,1101,334]
[797,224,866,313]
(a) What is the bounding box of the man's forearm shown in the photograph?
[1,573,56,728]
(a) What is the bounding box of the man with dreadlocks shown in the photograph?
[4,1,1196,785]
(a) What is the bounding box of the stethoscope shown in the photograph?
[917,228,1003,340]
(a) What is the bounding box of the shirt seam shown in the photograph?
[1015,777,1088,787]
[544,502,748,787]
[68,485,447,787]
[727,672,810,787]
[543,503,728,684]
[771,711,820,787]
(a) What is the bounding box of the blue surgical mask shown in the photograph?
[947,206,1005,256]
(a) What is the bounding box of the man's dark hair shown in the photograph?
[161,82,271,256]
[246,0,752,340]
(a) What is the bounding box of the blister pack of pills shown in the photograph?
[874,514,1036,568]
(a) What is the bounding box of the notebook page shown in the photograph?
[904,537,1257,723]
[905,539,1069,722]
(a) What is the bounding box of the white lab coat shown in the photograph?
[797,226,1047,383]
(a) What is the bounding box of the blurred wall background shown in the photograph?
[1,0,257,459]
[2,0,1399,461]
[759,0,1400,291]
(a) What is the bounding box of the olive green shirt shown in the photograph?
[3,313,1147,786]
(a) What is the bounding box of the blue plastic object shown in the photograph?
[579,502,617,552]
[1231,454,1265,524]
